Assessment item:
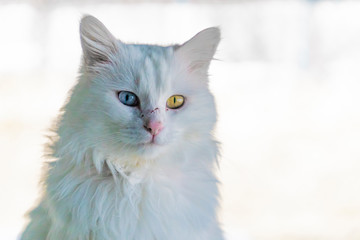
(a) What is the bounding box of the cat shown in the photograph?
[21,15,223,240]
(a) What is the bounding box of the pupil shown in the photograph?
[173,97,176,104]
[125,94,129,102]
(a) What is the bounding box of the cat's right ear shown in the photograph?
[174,27,221,75]
[80,15,119,66]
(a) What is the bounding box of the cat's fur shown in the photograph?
[21,15,223,240]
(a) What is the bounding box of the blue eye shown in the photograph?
[118,91,139,107]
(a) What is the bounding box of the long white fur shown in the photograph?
[21,15,223,240]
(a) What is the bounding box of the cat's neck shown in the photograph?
[48,132,218,186]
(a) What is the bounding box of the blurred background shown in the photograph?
[1,0,360,239]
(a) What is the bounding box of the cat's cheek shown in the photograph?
[154,134,166,145]
[155,127,173,146]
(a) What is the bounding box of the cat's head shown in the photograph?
[61,15,220,162]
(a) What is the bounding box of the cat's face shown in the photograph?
[75,16,220,159]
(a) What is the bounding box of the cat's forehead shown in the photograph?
[124,44,175,104]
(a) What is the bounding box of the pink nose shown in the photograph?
[144,121,163,136]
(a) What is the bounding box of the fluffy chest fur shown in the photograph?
[43,140,220,240]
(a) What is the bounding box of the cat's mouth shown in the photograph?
[141,135,163,147]
[147,137,160,146]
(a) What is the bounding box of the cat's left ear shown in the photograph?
[175,27,221,74]
[80,15,119,66]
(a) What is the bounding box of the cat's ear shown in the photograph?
[175,27,221,74]
[80,15,119,66]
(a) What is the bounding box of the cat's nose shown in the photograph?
[144,121,163,136]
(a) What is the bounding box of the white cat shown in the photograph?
[21,15,223,240]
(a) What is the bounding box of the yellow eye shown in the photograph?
[166,95,185,109]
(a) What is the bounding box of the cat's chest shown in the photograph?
[118,163,196,215]
[137,162,215,210]
[124,165,212,239]
[127,163,191,205]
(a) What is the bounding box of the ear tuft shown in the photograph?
[175,27,221,73]
[80,15,118,66]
